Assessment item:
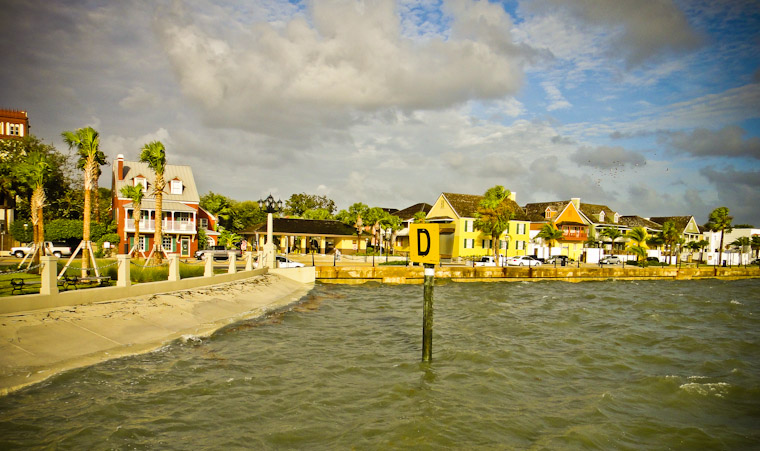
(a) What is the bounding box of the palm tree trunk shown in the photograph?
[718,230,725,266]
[133,206,141,256]
[153,186,163,264]
[82,187,91,277]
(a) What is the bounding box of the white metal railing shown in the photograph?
[125,219,196,233]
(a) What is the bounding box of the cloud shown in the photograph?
[699,166,760,225]
[570,145,646,168]
[659,126,760,159]
[157,0,526,138]
[526,0,703,66]
[541,82,572,111]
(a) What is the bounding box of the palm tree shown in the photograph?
[474,186,517,261]
[704,207,733,266]
[14,151,51,269]
[661,220,682,264]
[751,236,760,259]
[120,183,145,256]
[685,241,702,262]
[625,227,649,262]
[600,227,623,255]
[537,223,564,257]
[140,141,167,264]
[76,151,107,222]
[731,236,750,264]
[62,126,102,277]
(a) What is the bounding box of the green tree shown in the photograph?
[140,141,167,263]
[413,211,427,223]
[200,191,234,229]
[62,126,102,276]
[217,226,242,249]
[474,186,517,260]
[751,236,760,259]
[704,207,733,266]
[731,237,750,260]
[380,212,403,254]
[625,227,649,262]
[13,151,51,268]
[337,203,370,250]
[303,208,334,220]
[537,223,564,258]
[120,183,145,255]
[600,227,623,255]
[660,220,682,264]
[285,193,336,217]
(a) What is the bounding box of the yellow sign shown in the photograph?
[410,224,440,264]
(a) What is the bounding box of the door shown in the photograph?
[181,237,190,257]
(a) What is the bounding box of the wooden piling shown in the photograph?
[422,264,434,362]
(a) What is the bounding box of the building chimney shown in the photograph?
[116,154,124,181]
[509,191,516,202]
[571,197,580,209]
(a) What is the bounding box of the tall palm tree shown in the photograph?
[625,227,648,262]
[14,151,51,269]
[474,185,516,261]
[77,152,107,222]
[661,220,681,264]
[600,227,623,255]
[120,183,145,256]
[731,236,750,264]
[140,141,167,263]
[537,223,564,257]
[62,126,102,277]
[704,207,732,266]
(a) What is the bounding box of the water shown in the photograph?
[1,279,759,449]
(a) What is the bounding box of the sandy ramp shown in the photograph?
[0,274,313,395]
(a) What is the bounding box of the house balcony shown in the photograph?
[561,230,588,241]
[125,219,197,234]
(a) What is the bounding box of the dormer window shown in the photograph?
[170,179,183,195]
[545,208,556,219]
[613,213,619,224]
[598,211,605,222]
[134,176,147,192]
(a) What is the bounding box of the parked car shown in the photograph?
[546,255,572,265]
[506,256,542,267]
[194,246,242,260]
[473,256,497,267]
[276,256,304,268]
[600,256,621,265]
[11,241,73,258]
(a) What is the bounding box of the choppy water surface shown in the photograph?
[1,279,759,449]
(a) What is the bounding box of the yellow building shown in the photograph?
[426,192,531,260]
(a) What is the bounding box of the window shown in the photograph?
[500,240,507,249]
[613,213,619,223]
[170,179,183,195]
[517,241,525,250]
[482,239,492,249]
[200,218,208,229]
[599,211,605,222]
[545,208,555,219]
[464,220,473,232]
[134,177,147,191]
[463,239,474,249]
[139,236,147,251]
[162,236,173,251]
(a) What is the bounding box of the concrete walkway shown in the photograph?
[0,273,313,396]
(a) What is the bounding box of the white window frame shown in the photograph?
[170,179,182,195]
[162,236,173,251]
[200,218,208,229]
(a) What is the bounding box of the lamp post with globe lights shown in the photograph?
[257,194,283,268]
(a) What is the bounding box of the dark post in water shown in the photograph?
[422,263,434,362]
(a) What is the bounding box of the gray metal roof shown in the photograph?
[114,160,199,203]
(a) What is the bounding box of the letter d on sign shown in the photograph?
[410,224,439,264]
[417,229,430,256]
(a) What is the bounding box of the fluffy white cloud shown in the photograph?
[157,0,525,137]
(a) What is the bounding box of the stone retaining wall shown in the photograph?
[316,265,760,284]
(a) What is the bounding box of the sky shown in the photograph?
[1,0,759,225]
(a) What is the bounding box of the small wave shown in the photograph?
[679,382,731,397]
[180,335,204,345]
[730,300,742,305]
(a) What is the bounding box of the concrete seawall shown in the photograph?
[316,265,760,284]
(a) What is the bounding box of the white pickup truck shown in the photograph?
[10,241,73,258]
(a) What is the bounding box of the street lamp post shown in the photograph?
[385,227,392,261]
[258,194,283,268]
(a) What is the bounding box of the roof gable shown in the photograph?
[555,201,588,225]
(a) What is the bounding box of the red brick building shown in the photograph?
[0,109,29,139]
[111,154,217,257]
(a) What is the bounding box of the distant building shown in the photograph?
[0,109,29,139]
[241,217,365,255]
[111,154,217,257]
[0,108,30,250]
